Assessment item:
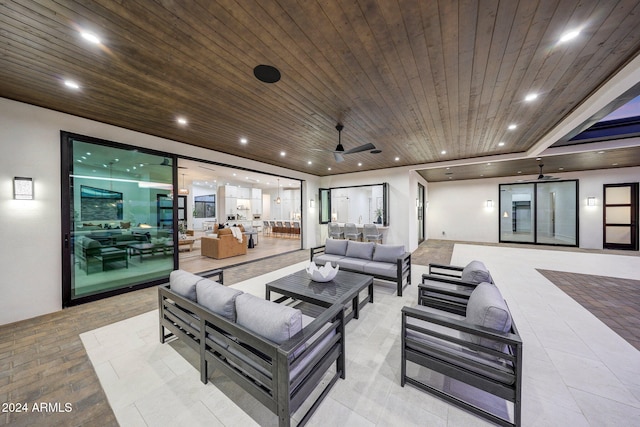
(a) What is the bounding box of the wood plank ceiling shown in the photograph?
[1,1,640,177]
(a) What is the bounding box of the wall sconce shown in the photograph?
[503,211,509,218]
[587,197,596,206]
[309,199,315,208]
[486,200,494,208]
[14,177,33,200]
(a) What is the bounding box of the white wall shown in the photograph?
[0,97,319,325]
[426,168,640,249]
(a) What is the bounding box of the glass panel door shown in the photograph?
[536,181,577,245]
[418,183,425,243]
[61,133,176,306]
[604,183,638,250]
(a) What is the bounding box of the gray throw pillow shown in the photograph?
[372,244,405,263]
[465,283,512,352]
[235,293,302,344]
[345,241,375,260]
[196,279,243,322]
[169,270,202,302]
[325,238,348,256]
[461,260,492,284]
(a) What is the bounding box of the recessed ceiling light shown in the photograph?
[327,167,332,171]
[517,171,522,174]
[480,174,484,177]
[524,93,538,102]
[559,167,564,170]
[498,142,505,147]
[508,124,517,130]
[597,151,605,154]
[64,80,80,89]
[177,117,188,125]
[441,150,446,155]
[612,163,619,166]
[280,151,285,157]
[80,31,101,45]
[536,157,542,161]
[358,162,362,167]
[487,163,491,166]
[559,29,581,43]
[446,167,450,170]
[307,161,312,165]
[240,138,248,144]
[394,157,400,161]
[232,173,236,176]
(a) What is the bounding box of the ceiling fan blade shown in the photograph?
[344,143,376,154]
[334,152,345,163]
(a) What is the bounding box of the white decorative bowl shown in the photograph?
[306,261,339,282]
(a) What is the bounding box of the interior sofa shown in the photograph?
[200,225,248,259]
[159,269,346,427]
[201,226,247,259]
[402,281,522,427]
[310,239,412,296]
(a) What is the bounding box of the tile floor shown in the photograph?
[80,245,640,426]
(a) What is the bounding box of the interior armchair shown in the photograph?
[201,226,247,259]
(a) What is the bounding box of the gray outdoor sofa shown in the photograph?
[310,239,412,296]
[402,280,522,427]
[159,269,346,426]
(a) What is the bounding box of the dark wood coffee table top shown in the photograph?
[266,269,374,321]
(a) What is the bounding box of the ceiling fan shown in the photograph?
[314,123,377,163]
[534,163,560,180]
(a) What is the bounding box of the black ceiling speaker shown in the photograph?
[253,65,281,83]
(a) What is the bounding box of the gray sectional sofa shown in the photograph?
[402,279,522,427]
[310,239,412,296]
[159,269,346,427]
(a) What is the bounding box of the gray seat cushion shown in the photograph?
[196,278,243,322]
[406,305,515,384]
[337,257,369,272]
[372,244,405,263]
[313,254,345,266]
[461,260,492,284]
[345,241,375,260]
[364,261,397,278]
[465,283,512,351]
[226,313,336,384]
[170,269,204,301]
[235,293,303,344]
[325,239,348,256]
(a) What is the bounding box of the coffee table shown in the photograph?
[265,269,373,323]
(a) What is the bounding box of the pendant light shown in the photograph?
[179,173,189,195]
[276,179,281,204]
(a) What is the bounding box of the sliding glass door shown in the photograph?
[499,180,578,246]
[61,132,177,306]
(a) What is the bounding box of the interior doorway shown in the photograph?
[418,183,425,243]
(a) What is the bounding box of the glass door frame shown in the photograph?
[498,180,579,247]
[61,131,179,307]
[417,183,425,243]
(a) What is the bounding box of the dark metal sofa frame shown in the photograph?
[158,269,346,427]
[309,245,412,296]
[401,287,523,427]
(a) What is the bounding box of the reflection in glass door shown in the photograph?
[61,133,177,306]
